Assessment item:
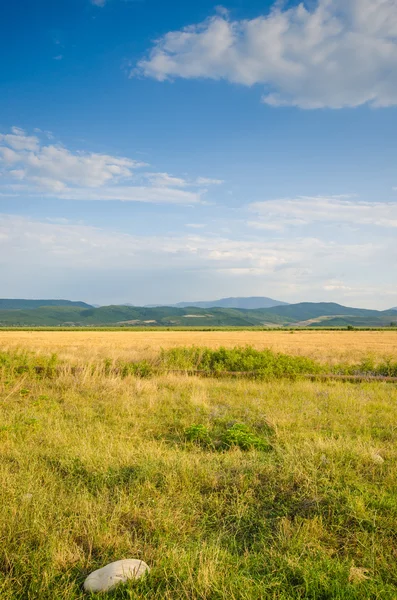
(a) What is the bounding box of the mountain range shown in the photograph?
[0,299,396,328]
[163,296,288,309]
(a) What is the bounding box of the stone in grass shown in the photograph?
[83,559,150,593]
[371,453,384,464]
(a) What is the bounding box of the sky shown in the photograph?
[0,0,396,309]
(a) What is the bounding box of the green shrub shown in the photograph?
[333,356,397,378]
[184,422,271,452]
[117,360,155,378]
[220,423,271,451]
[159,346,323,380]
[184,424,212,448]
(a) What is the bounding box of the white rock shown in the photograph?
[371,453,384,464]
[83,559,150,593]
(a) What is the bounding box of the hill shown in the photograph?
[0,305,270,327]
[0,299,93,310]
[0,301,395,328]
[262,302,385,321]
[172,296,288,309]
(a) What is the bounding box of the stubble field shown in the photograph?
[1,329,397,364]
[0,330,396,599]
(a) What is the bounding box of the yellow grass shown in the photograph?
[0,329,396,364]
[1,336,397,597]
[1,350,397,598]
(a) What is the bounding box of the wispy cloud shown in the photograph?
[1,214,395,307]
[0,214,376,272]
[144,173,224,188]
[195,177,224,186]
[0,127,218,204]
[135,0,397,109]
[249,196,397,229]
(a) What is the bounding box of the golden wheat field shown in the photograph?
[0,329,396,364]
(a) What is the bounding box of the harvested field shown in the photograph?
[0,329,396,365]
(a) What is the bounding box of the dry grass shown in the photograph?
[0,330,396,365]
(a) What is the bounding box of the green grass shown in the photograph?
[1,349,397,598]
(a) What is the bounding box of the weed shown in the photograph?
[184,424,212,448]
[220,423,271,451]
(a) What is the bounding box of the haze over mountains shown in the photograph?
[0,299,396,328]
[149,297,288,309]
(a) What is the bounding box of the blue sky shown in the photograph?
[0,0,396,308]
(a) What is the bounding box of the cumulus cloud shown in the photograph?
[249,196,397,228]
[135,0,397,109]
[0,127,216,204]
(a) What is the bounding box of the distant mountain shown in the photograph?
[169,296,288,309]
[0,299,93,310]
[0,305,272,327]
[262,302,385,321]
[0,301,395,328]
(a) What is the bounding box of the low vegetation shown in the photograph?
[1,341,397,598]
[3,346,397,381]
[155,346,397,378]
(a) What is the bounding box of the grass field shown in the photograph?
[1,329,397,364]
[1,332,397,599]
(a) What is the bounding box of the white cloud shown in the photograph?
[91,0,106,6]
[144,172,188,187]
[33,128,54,140]
[195,177,224,186]
[0,127,216,204]
[0,131,140,188]
[249,196,397,228]
[0,128,39,152]
[144,173,224,188]
[135,0,397,109]
[47,185,199,204]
